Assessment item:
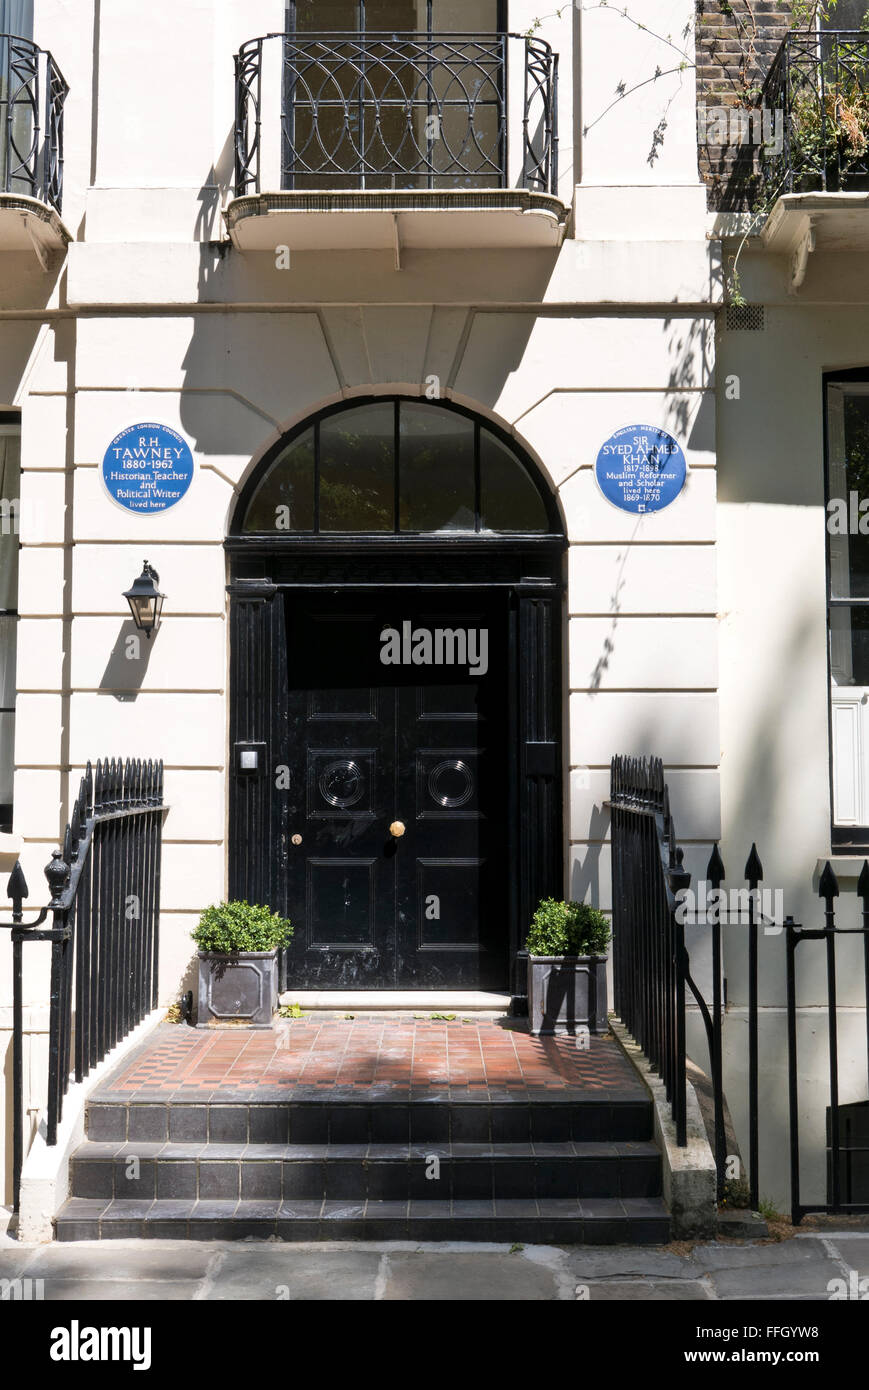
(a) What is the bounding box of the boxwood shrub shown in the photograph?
[192,901,293,954]
[525,898,611,957]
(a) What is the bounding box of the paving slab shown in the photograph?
[42,1280,201,1301]
[0,1233,861,1300]
[689,1239,838,1273]
[824,1236,869,1273]
[382,1251,561,1300]
[207,1249,383,1301]
[565,1247,691,1280]
[25,1241,216,1282]
[582,1280,711,1300]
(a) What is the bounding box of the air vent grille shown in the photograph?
[725,303,765,332]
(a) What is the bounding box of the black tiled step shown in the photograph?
[69,1140,662,1203]
[85,1098,653,1145]
[54,1196,670,1245]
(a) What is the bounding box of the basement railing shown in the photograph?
[0,34,67,211]
[0,759,164,1211]
[610,754,869,1221]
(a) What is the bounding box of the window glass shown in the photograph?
[238,401,553,537]
[399,402,475,532]
[364,1,422,28]
[0,4,35,198]
[294,2,360,32]
[0,3,34,36]
[242,428,315,533]
[819,1,867,27]
[480,426,549,532]
[319,402,395,531]
[827,385,869,599]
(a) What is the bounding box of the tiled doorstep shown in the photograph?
[55,1196,671,1245]
[68,1140,663,1202]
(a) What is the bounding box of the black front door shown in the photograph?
[281,588,508,988]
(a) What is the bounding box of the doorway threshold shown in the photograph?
[278,990,512,1014]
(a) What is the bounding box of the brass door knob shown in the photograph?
[389,821,406,838]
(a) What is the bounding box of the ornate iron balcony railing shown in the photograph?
[0,34,67,212]
[762,30,869,196]
[234,31,558,197]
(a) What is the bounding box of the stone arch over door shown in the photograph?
[225,395,567,996]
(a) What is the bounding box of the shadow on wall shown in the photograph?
[97,620,155,700]
[172,90,565,458]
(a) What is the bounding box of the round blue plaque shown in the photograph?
[102,424,194,514]
[594,425,687,514]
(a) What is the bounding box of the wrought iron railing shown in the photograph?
[0,34,67,211]
[610,754,869,1221]
[609,756,692,1146]
[234,31,558,196]
[0,759,164,1210]
[762,30,869,195]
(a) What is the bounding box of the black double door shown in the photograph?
[280,589,508,989]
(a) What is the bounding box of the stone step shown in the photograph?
[70,1140,662,1203]
[55,1195,671,1245]
[277,992,513,1013]
[85,1097,653,1146]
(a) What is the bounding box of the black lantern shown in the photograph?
[123,561,165,639]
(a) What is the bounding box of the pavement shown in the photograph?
[1,1227,867,1300]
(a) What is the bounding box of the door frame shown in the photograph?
[226,543,565,1000]
[225,396,566,1000]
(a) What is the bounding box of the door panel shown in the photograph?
[280,589,508,988]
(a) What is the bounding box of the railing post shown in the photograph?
[859,862,869,1115]
[785,915,801,1223]
[44,847,71,1145]
[745,843,763,1210]
[707,843,726,1200]
[820,861,841,1211]
[7,861,27,1211]
[668,844,691,1148]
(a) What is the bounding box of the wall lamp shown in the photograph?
[123,560,165,639]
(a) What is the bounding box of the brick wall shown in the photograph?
[696,1,795,210]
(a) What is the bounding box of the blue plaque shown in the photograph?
[102,424,194,514]
[594,425,687,514]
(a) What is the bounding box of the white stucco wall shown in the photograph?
[0,0,731,1208]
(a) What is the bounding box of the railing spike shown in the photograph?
[6,859,28,911]
[745,843,763,885]
[818,860,839,901]
[707,842,725,888]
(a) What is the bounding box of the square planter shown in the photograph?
[527,955,608,1036]
[196,950,278,1029]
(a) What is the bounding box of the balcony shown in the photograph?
[0,34,68,261]
[759,31,869,280]
[224,31,568,256]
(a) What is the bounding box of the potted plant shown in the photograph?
[192,900,292,1029]
[525,898,611,1037]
